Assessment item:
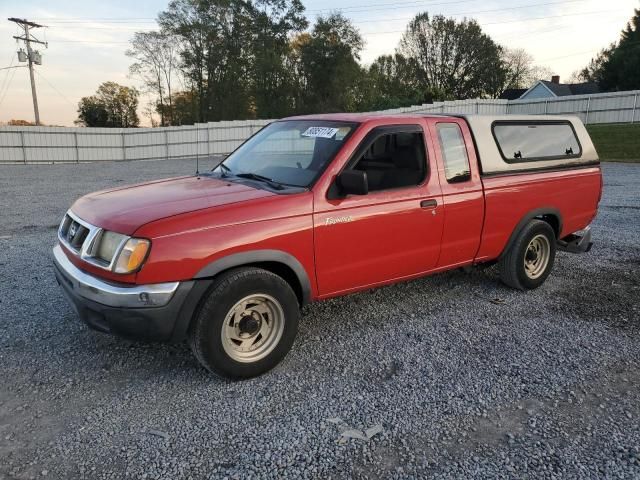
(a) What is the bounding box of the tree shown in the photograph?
[157,90,200,126]
[250,0,308,118]
[127,31,179,126]
[577,44,615,84]
[158,0,308,121]
[361,53,424,110]
[487,48,554,97]
[158,0,254,122]
[293,13,365,113]
[398,13,505,100]
[501,48,534,90]
[579,8,640,91]
[8,119,37,126]
[76,82,140,128]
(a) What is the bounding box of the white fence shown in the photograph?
[1,89,638,164]
[0,120,270,164]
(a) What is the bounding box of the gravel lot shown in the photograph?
[0,159,639,479]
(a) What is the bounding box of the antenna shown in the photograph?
[195,123,200,176]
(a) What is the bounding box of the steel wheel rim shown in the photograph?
[524,234,551,280]
[221,294,285,363]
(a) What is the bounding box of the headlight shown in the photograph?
[114,238,151,274]
[97,231,128,263]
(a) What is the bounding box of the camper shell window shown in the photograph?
[492,121,582,163]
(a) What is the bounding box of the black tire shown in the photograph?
[499,219,556,290]
[189,267,300,379]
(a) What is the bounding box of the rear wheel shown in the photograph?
[499,220,556,290]
[189,267,299,378]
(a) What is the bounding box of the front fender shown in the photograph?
[194,249,312,306]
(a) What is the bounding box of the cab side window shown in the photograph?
[352,131,427,192]
[437,123,471,183]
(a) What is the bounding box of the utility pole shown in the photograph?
[8,18,47,125]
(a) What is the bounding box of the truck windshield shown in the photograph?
[213,120,357,188]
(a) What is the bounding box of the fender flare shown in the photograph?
[194,249,312,306]
[500,208,563,258]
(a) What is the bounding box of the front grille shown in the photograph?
[58,212,100,257]
[60,217,89,251]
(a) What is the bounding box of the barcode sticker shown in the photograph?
[301,127,339,139]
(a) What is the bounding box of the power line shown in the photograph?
[310,0,585,15]
[32,17,156,23]
[51,40,130,44]
[0,53,16,96]
[358,8,620,35]
[31,0,591,22]
[42,7,624,45]
[0,64,19,111]
[538,49,600,61]
[0,65,27,71]
[349,0,589,25]
[492,17,623,40]
[45,0,589,29]
[538,38,640,61]
[33,70,76,107]
[31,0,483,21]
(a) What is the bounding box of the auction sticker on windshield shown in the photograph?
[301,127,339,139]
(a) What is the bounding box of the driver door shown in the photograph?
[313,123,444,297]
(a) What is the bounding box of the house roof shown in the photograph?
[525,80,601,98]
[499,88,527,100]
[566,82,601,96]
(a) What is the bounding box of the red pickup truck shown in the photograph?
[53,114,602,378]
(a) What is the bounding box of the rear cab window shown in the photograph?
[436,123,471,183]
[492,121,582,162]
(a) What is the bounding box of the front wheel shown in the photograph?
[189,267,300,378]
[499,219,557,290]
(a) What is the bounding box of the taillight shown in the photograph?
[598,170,603,204]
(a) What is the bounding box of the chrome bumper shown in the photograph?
[53,245,179,308]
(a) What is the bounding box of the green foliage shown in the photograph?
[76,82,140,128]
[158,0,308,122]
[293,13,365,114]
[398,13,505,100]
[157,90,200,126]
[580,8,640,91]
[360,54,426,110]
[158,0,252,122]
[123,3,558,123]
[251,0,308,118]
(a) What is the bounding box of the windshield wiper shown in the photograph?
[217,163,232,178]
[235,172,285,190]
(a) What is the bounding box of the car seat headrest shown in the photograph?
[396,132,416,148]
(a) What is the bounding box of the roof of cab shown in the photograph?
[281,112,457,123]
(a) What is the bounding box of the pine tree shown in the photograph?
[581,8,640,91]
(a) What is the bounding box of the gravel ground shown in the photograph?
[0,160,639,480]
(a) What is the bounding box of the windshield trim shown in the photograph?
[213,119,361,189]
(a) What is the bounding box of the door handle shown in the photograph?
[420,199,438,209]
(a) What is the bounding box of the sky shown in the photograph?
[0,0,637,126]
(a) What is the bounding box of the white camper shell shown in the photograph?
[461,115,599,176]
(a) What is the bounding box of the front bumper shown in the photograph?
[53,245,198,342]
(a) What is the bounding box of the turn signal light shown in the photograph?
[114,238,150,274]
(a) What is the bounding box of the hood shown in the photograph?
[71,175,275,235]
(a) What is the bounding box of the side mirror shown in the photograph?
[337,170,368,196]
